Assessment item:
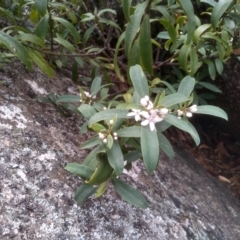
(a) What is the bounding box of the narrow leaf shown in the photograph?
[196,105,228,120]
[107,141,124,176]
[117,126,141,138]
[161,93,188,107]
[157,132,174,160]
[74,183,96,203]
[178,75,195,97]
[78,104,97,119]
[65,163,94,179]
[34,0,48,16]
[112,178,148,209]
[140,15,153,75]
[141,126,159,173]
[129,65,149,98]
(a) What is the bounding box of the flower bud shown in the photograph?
[189,104,197,113]
[177,110,183,116]
[186,112,193,118]
[103,138,107,143]
[114,136,118,140]
[98,133,105,139]
[140,97,148,107]
[159,108,168,115]
[109,119,114,125]
[113,132,118,136]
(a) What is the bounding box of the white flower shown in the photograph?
[186,112,193,118]
[113,132,118,136]
[114,136,118,140]
[127,109,142,121]
[188,104,197,113]
[177,110,183,116]
[159,108,168,115]
[141,109,163,131]
[103,138,107,143]
[109,119,114,125]
[98,133,105,139]
[140,98,148,107]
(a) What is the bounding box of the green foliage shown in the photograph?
[1,0,235,208]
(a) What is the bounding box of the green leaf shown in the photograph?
[125,0,149,55]
[178,43,191,72]
[124,150,142,163]
[215,58,224,75]
[116,126,141,138]
[56,95,80,103]
[196,105,228,120]
[122,0,132,22]
[82,137,101,149]
[53,37,75,52]
[88,109,128,127]
[129,65,149,98]
[0,31,32,69]
[107,141,124,176]
[74,183,96,203]
[34,0,47,16]
[157,132,174,160]
[35,15,49,38]
[96,182,107,198]
[159,19,177,49]
[90,76,101,96]
[204,59,216,80]
[112,178,148,209]
[107,134,114,149]
[211,0,233,29]
[82,145,105,169]
[28,48,54,76]
[164,114,200,145]
[53,17,80,44]
[17,33,45,47]
[141,126,159,173]
[198,82,222,93]
[140,15,153,75]
[65,163,94,179]
[178,76,195,97]
[83,24,96,46]
[161,93,188,107]
[86,153,113,185]
[178,0,196,44]
[193,24,212,43]
[90,123,106,132]
[0,7,16,24]
[78,104,97,119]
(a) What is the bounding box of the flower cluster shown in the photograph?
[177,104,198,118]
[80,91,96,104]
[127,95,168,132]
[98,132,118,143]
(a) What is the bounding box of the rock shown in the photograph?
[0,62,240,240]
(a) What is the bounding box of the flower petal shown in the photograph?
[141,119,149,126]
[149,122,156,131]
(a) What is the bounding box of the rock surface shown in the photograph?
[0,62,240,240]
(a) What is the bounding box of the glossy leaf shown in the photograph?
[82,137,101,149]
[112,178,148,209]
[78,104,97,119]
[88,109,128,127]
[157,132,174,160]
[178,0,196,44]
[0,31,32,69]
[28,48,53,76]
[90,76,102,96]
[53,17,80,44]
[140,15,153,75]
[107,141,124,176]
[193,24,212,43]
[122,0,132,22]
[161,93,188,107]
[35,15,49,38]
[141,126,159,173]
[65,163,94,179]
[56,95,80,103]
[34,0,47,16]
[124,150,142,163]
[164,114,200,145]
[196,105,228,120]
[116,126,141,138]
[211,0,233,29]
[215,58,224,75]
[125,0,149,55]
[74,183,96,203]
[86,153,113,185]
[198,82,222,93]
[178,76,195,97]
[178,44,190,72]
[129,65,149,98]
[96,182,107,198]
